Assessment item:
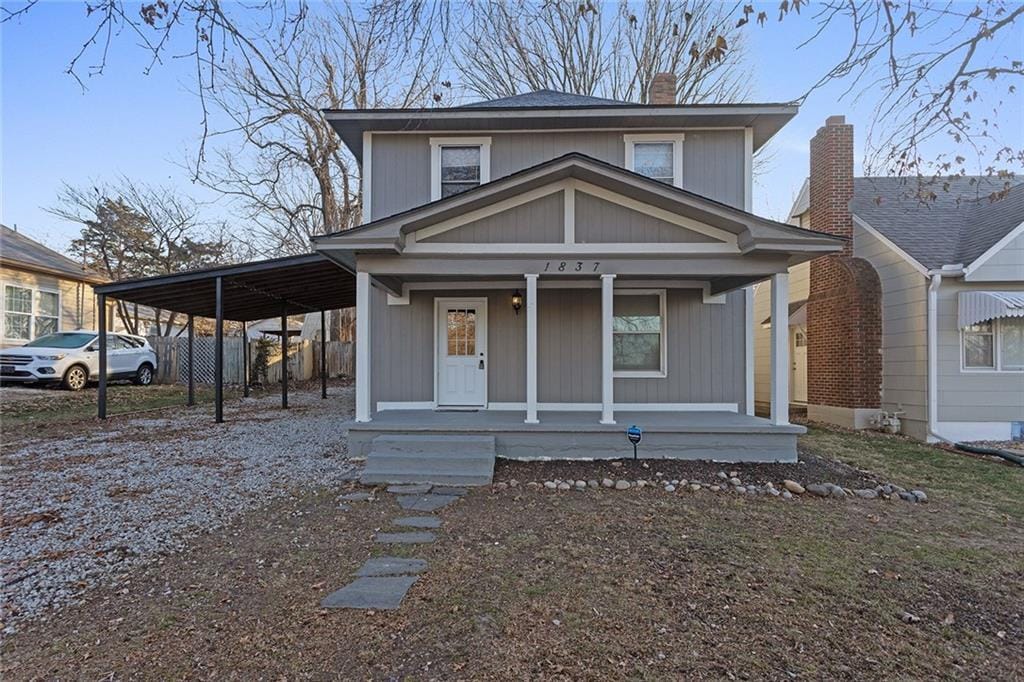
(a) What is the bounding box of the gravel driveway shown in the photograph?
[1,387,356,632]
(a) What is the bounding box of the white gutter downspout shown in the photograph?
[926,265,964,443]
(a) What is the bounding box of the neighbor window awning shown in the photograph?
[958,291,1024,328]
[761,299,807,327]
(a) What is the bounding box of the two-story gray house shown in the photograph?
[310,76,844,473]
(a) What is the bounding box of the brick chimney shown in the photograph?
[649,72,676,105]
[808,115,854,256]
[805,115,883,428]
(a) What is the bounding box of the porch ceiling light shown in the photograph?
[511,289,523,316]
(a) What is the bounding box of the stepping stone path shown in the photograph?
[394,516,442,529]
[375,531,436,544]
[387,483,433,494]
[356,556,428,577]
[321,483,465,611]
[321,576,419,610]
[397,493,459,512]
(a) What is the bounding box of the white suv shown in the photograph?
[0,331,158,391]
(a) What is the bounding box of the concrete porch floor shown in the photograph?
[347,410,805,463]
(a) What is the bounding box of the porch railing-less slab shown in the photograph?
[348,410,805,463]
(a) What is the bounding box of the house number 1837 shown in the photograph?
[543,261,600,273]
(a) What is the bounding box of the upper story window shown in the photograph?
[624,133,684,188]
[430,137,492,201]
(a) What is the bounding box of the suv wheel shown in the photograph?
[134,363,154,386]
[62,365,89,391]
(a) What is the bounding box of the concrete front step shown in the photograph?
[360,434,496,486]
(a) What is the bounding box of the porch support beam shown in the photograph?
[770,272,790,425]
[320,309,328,399]
[600,273,616,424]
[524,274,539,424]
[355,271,372,422]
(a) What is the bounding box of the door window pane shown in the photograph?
[633,142,674,184]
[963,321,994,368]
[440,146,481,198]
[446,309,476,356]
[1002,317,1024,369]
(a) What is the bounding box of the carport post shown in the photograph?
[280,308,289,409]
[97,294,107,419]
[186,314,195,406]
[214,276,224,423]
[242,321,249,398]
[320,309,327,399]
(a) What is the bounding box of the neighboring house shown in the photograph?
[0,224,107,348]
[308,74,845,461]
[754,116,1024,443]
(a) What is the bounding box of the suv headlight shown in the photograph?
[35,354,66,361]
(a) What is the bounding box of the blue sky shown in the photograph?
[2,1,1021,253]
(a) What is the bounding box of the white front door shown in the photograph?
[791,325,808,403]
[436,298,487,407]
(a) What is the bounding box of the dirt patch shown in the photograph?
[495,451,881,489]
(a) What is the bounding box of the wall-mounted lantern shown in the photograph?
[511,289,523,316]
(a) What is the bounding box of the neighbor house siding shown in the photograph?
[850,223,929,438]
[370,283,747,411]
[369,129,747,220]
[0,266,100,348]
[935,278,1024,424]
[965,229,1024,282]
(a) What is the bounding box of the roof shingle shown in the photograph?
[0,224,106,283]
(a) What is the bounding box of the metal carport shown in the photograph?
[92,253,355,422]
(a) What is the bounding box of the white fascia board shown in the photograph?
[963,221,1024,279]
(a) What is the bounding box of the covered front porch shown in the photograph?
[348,408,805,462]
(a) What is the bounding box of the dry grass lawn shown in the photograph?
[2,425,1022,680]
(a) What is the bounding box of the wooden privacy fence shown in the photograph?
[146,336,353,386]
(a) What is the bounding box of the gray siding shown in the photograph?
[370,284,747,411]
[422,191,564,243]
[369,129,747,220]
[681,131,745,209]
[965,229,1024,282]
[370,287,525,404]
[936,278,1024,423]
[854,223,929,439]
[574,192,720,243]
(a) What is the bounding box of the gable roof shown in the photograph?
[313,152,844,263]
[461,89,630,108]
[788,176,1024,270]
[0,224,107,284]
[850,176,1024,270]
[324,93,798,161]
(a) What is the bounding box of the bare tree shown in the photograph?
[736,0,1023,198]
[48,179,232,335]
[458,0,749,103]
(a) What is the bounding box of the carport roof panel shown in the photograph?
[93,253,355,321]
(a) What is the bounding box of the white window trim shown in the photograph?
[623,133,685,189]
[429,137,492,202]
[960,317,1024,373]
[612,288,667,379]
[2,282,61,343]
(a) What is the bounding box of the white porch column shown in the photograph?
[355,270,372,423]
[524,274,539,424]
[770,272,790,426]
[600,273,616,424]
